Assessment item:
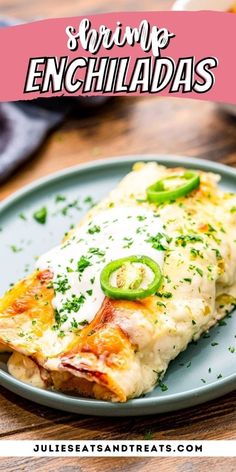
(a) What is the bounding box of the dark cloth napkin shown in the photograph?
[0,100,65,183]
[0,18,108,184]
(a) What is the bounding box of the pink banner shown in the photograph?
[0,11,235,103]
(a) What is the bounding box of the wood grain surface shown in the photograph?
[0,0,236,471]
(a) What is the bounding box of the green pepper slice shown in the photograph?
[100,255,162,300]
[146,171,200,204]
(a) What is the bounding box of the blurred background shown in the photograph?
[0,0,236,200]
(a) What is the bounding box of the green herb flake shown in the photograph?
[190,248,203,259]
[84,196,96,207]
[33,207,47,224]
[77,256,91,274]
[212,248,222,260]
[146,232,171,251]
[58,330,65,338]
[88,225,101,234]
[53,276,71,294]
[156,291,173,299]
[70,318,78,330]
[159,382,168,392]
[10,245,22,253]
[175,234,203,247]
[218,319,227,326]
[88,247,105,257]
[182,278,192,284]
[18,332,25,338]
[78,319,89,326]
[156,301,166,308]
[61,294,86,314]
[228,346,235,354]
[55,195,66,203]
[19,213,27,221]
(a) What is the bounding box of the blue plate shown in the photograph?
[0,155,235,416]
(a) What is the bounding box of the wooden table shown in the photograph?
[0,1,236,471]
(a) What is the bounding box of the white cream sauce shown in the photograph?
[37,206,166,333]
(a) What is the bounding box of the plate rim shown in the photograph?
[1,153,236,213]
[0,154,236,416]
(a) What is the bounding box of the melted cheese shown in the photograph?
[37,206,165,330]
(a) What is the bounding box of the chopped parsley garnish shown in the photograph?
[10,245,22,253]
[212,248,222,260]
[88,247,105,257]
[84,196,96,207]
[146,232,171,251]
[53,310,68,329]
[55,194,66,203]
[33,207,47,224]
[156,291,173,299]
[77,256,91,274]
[53,276,71,294]
[218,319,227,326]
[70,318,78,330]
[159,382,168,392]
[78,319,89,326]
[182,278,192,283]
[61,294,85,313]
[59,199,81,216]
[190,248,203,259]
[58,330,65,338]
[228,346,235,353]
[88,225,101,234]
[19,213,27,221]
[123,237,134,249]
[156,301,166,308]
[207,224,216,233]
[175,234,203,247]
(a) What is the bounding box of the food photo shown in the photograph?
[0,0,235,471]
[1,158,236,414]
